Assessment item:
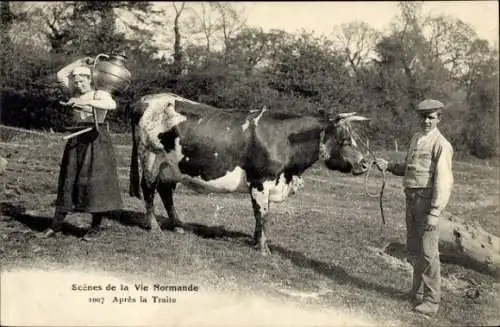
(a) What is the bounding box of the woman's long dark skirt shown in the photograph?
[55,126,123,213]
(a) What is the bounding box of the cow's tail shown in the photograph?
[129,110,142,199]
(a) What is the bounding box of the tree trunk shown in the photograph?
[172,20,182,77]
[172,2,185,78]
[1,1,13,53]
[438,211,500,276]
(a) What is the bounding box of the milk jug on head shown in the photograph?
[92,52,131,94]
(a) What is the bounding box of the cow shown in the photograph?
[129,93,370,255]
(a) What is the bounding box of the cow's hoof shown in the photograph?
[254,243,271,256]
[148,225,162,234]
[40,228,59,239]
[173,227,185,234]
[260,247,272,256]
[82,227,101,242]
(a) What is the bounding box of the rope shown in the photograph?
[364,160,386,225]
[345,123,386,225]
[364,162,385,197]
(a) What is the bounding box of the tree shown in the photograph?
[171,2,186,75]
[224,28,287,76]
[1,1,29,82]
[371,1,464,142]
[24,2,155,55]
[333,21,380,75]
[264,31,355,113]
[190,2,218,52]
[461,39,493,101]
[1,1,27,45]
[186,2,247,55]
[0,1,169,131]
[462,43,499,158]
[1,2,47,90]
[211,2,247,51]
[1,1,16,85]
[423,14,477,80]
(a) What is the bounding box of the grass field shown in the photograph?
[1,129,499,326]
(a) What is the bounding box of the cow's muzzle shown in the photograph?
[351,158,369,176]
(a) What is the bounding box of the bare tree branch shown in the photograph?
[334,21,380,74]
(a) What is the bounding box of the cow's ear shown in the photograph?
[318,109,327,119]
[317,109,330,124]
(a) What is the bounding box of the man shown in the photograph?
[42,57,123,241]
[375,99,454,316]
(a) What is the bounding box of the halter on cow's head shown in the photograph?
[320,112,370,176]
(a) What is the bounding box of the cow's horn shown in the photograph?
[345,115,369,122]
[337,112,358,119]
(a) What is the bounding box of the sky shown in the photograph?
[241,1,499,44]
[19,1,499,54]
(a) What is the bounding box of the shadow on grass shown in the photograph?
[270,244,403,299]
[384,241,499,278]
[108,210,251,240]
[1,203,251,241]
[178,222,250,240]
[0,202,87,237]
[106,210,150,229]
[109,211,407,299]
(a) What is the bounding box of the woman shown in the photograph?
[42,57,123,241]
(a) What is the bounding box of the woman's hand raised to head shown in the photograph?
[79,57,94,65]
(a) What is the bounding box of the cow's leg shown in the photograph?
[157,181,185,234]
[141,176,161,233]
[250,181,272,256]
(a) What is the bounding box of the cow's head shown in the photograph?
[320,112,370,175]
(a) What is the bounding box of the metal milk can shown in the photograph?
[92,52,132,94]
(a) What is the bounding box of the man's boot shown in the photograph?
[413,301,439,316]
[400,291,424,305]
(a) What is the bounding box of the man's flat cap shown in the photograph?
[416,99,444,111]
